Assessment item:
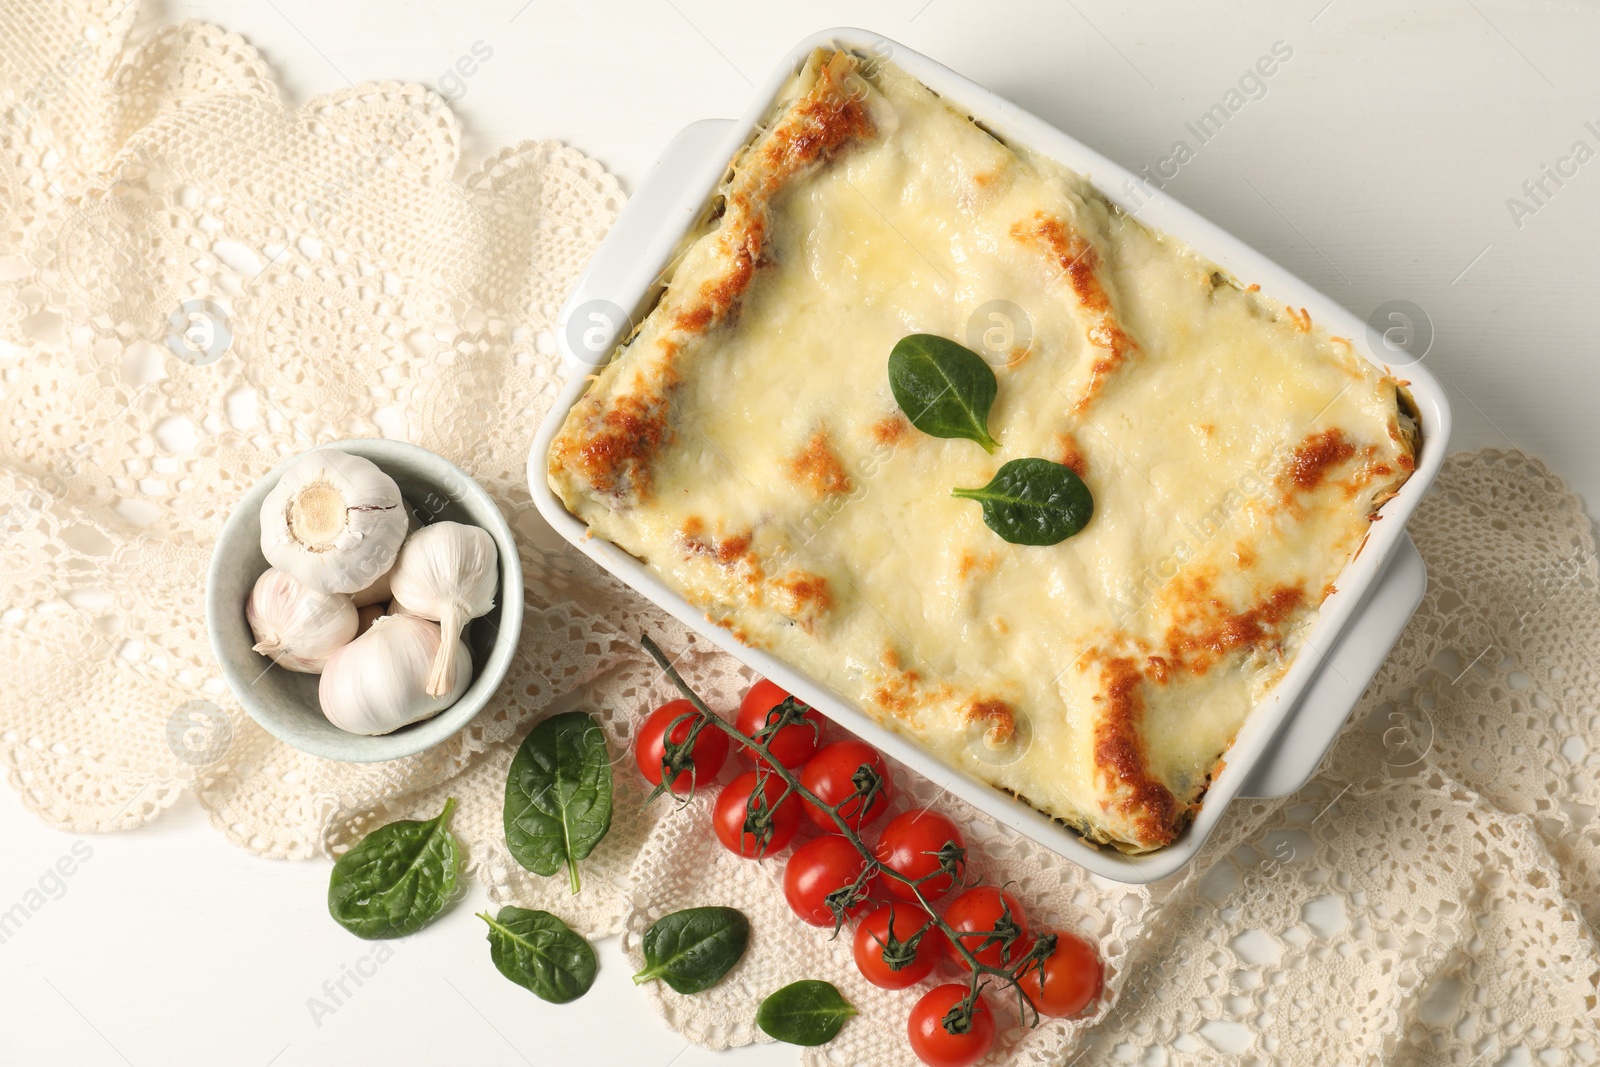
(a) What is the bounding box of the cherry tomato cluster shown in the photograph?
[634,678,1103,1067]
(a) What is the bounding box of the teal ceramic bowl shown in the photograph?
[207,440,523,762]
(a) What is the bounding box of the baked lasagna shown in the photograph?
[548,50,1416,851]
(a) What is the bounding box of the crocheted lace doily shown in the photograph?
[3,5,1596,1063]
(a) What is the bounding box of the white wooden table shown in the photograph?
[3,2,1596,1064]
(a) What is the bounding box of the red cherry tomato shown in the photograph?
[942,886,1029,970]
[736,679,825,769]
[874,809,966,902]
[634,698,728,792]
[852,902,947,990]
[799,740,891,832]
[907,983,995,1067]
[1017,930,1102,1018]
[713,770,800,859]
[783,835,877,927]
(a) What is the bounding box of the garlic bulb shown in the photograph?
[388,521,498,698]
[259,449,407,595]
[318,614,472,735]
[351,568,392,608]
[246,568,358,673]
[355,602,386,636]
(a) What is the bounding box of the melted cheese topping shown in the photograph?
[549,51,1415,851]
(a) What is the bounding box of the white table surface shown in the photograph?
[4,2,1597,1065]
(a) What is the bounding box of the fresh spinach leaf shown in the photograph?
[504,711,613,894]
[952,457,1094,546]
[888,334,1000,452]
[632,906,750,994]
[478,906,597,1004]
[756,980,856,1046]
[327,797,461,940]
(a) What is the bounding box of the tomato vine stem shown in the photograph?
[639,633,1050,1029]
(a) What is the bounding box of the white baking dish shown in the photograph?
[527,28,1451,883]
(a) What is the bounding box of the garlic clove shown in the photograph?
[386,521,498,698]
[318,614,472,736]
[355,602,386,637]
[246,567,358,673]
[259,449,408,595]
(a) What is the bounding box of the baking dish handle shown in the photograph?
[1238,533,1427,798]
[554,118,740,376]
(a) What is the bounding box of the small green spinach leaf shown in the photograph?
[888,334,1000,452]
[327,797,460,940]
[479,906,597,1004]
[756,980,857,1046]
[952,457,1094,546]
[504,711,613,894]
[632,906,750,994]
